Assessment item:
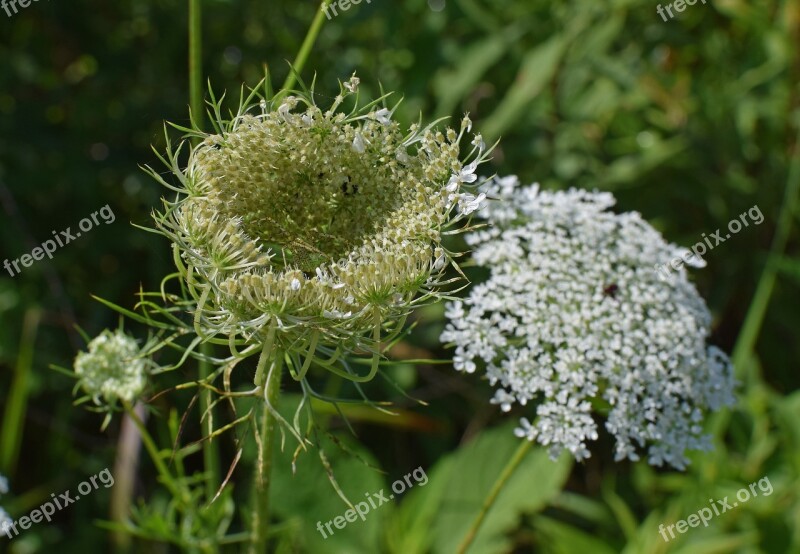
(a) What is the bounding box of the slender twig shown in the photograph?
[124,403,186,502]
[111,402,145,551]
[456,439,533,554]
[0,308,40,476]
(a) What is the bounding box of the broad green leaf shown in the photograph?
[384,455,455,554]
[429,422,573,554]
[268,399,387,553]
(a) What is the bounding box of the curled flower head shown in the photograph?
[73,329,147,405]
[152,76,489,369]
[441,176,736,469]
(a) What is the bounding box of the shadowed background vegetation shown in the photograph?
[0,0,798,552]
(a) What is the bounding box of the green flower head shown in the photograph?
[152,74,490,364]
[74,329,147,406]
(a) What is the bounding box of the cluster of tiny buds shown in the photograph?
[73,329,147,406]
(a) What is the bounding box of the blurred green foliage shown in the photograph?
[0,0,798,552]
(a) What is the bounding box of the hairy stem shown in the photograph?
[249,346,284,553]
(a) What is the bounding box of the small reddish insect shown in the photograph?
[603,283,619,298]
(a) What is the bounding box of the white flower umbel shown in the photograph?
[441,176,736,469]
[74,329,147,406]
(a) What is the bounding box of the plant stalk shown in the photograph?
[0,308,40,477]
[125,403,187,503]
[456,439,533,554]
[249,348,284,554]
[280,1,333,93]
[189,0,204,130]
[188,0,219,504]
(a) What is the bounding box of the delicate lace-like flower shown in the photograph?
[150,76,490,377]
[74,329,147,405]
[441,176,736,469]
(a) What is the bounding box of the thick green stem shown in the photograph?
[456,439,533,554]
[280,1,333,93]
[188,0,219,504]
[189,0,204,130]
[249,347,284,554]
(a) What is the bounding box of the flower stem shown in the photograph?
[456,439,533,554]
[188,0,219,504]
[249,347,284,554]
[189,0,204,130]
[280,0,333,93]
[124,403,186,503]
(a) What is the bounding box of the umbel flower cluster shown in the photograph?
[73,329,147,406]
[442,176,736,469]
[151,75,489,378]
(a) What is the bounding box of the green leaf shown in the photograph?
[269,423,386,553]
[481,34,569,140]
[426,422,573,554]
[533,515,619,554]
[433,25,526,118]
[384,455,455,554]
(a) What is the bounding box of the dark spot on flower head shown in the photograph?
[341,175,358,196]
[603,283,619,298]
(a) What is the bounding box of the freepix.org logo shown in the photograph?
[3,204,116,278]
[2,0,41,18]
[2,468,115,541]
